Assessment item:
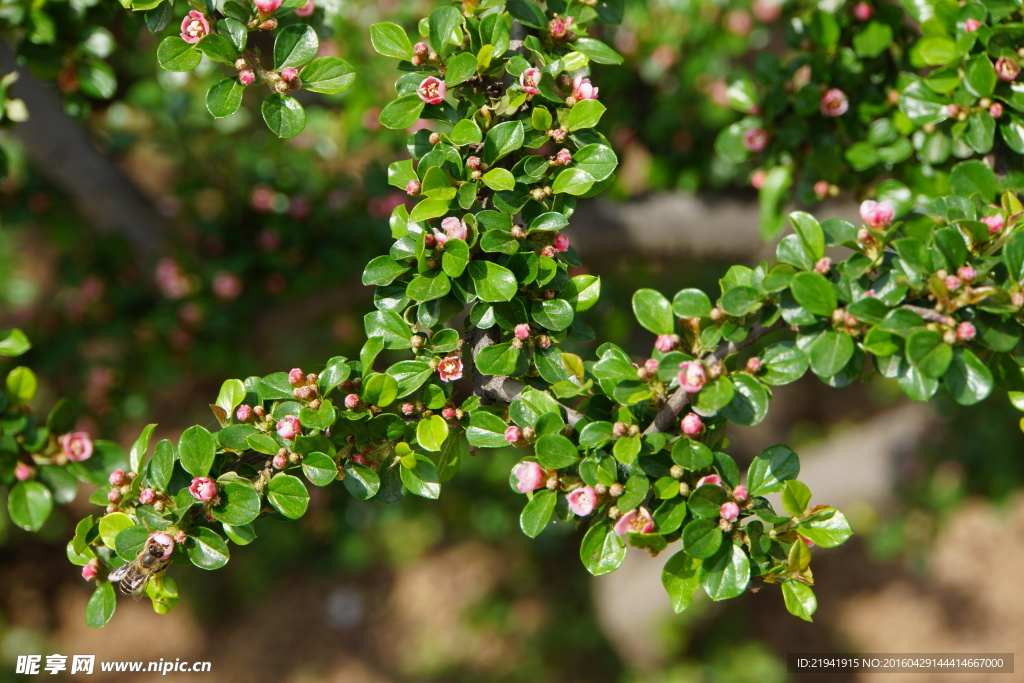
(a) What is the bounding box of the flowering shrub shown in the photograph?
[4,0,1024,633]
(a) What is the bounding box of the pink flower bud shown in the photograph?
[417,76,447,105]
[148,532,175,559]
[81,564,98,581]
[552,234,569,253]
[996,57,1020,82]
[180,10,211,44]
[720,501,740,522]
[424,233,436,249]
[438,356,463,382]
[505,425,522,444]
[733,485,748,502]
[813,180,830,198]
[188,477,217,502]
[540,245,557,258]
[295,0,315,16]
[14,462,31,481]
[945,275,962,292]
[820,88,849,117]
[344,394,360,409]
[681,413,703,436]
[236,404,253,422]
[860,199,895,229]
[108,469,127,487]
[645,358,660,373]
[742,127,768,153]
[677,361,708,393]
[568,486,598,516]
[549,14,573,38]
[990,102,1004,118]
[514,324,531,340]
[440,216,468,241]
[613,422,629,437]
[289,367,305,387]
[553,148,573,167]
[964,18,981,31]
[394,402,412,416]
[281,67,299,84]
[654,334,677,352]
[107,489,122,504]
[572,75,599,101]
[613,506,654,536]
[746,357,763,373]
[696,474,723,488]
[61,432,94,462]
[814,257,832,274]
[239,69,255,86]
[441,407,456,420]
[982,213,1005,234]
[405,179,421,196]
[751,170,767,189]
[276,415,301,440]
[956,321,977,342]
[273,453,288,469]
[513,461,545,493]
[466,156,482,171]
[853,2,873,20]
[351,454,369,467]
[957,266,976,282]
[254,0,283,13]
[520,67,541,95]
[414,42,430,59]
[139,488,156,505]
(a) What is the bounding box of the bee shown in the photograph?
[108,531,175,595]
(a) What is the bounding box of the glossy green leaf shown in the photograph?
[661,551,700,613]
[178,425,217,478]
[682,518,723,559]
[483,120,524,164]
[782,582,817,622]
[274,24,318,69]
[7,480,52,531]
[699,543,750,601]
[551,168,595,195]
[379,94,425,130]
[267,473,310,518]
[156,36,200,71]
[468,261,516,302]
[343,462,380,499]
[301,452,338,487]
[400,453,441,499]
[944,348,993,405]
[580,520,626,575]
[797,507,853,547]
[534,433,579,469]
[300,57,356,94]
[261,94,306,138]
[85,582,116,628]
[747,444,799,497]
[210,480,261,526]
[905,329,953,379]
[520,489,557,538]
[566,99,606,131]
[789,272,837,317]
[370,22,413,60]
[187,526,230,569]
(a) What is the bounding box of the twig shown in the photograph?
[901,304,956,327]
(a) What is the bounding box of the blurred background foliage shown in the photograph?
[1,0,1023,680]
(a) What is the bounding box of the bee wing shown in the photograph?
[108,563,131,583]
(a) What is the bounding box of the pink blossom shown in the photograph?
[964,18,981,32]
[752,0,782,23]
[572,75,599,101]
[344,394,360,409]
[440,216,468,242]
[466,156,482,171]
[273,453,288,469]
[725,10,752,36]
[188,477,217,502]
[733,485,748,502]
[655,334,677,352]
[417,76,447,104]
[239,70,255,86]
[281,67,299,83]
[613,506,655,536]
[746,357,763,373]
[853,2,873,21]
[289,368,305,387]
[820,88,849,117]
[276,415,301,440]
[401,402,415,415]
[14,462,31,481]
[982,213,1005,234]
[504,425,523,444]
[236,404,253,422]
[81,564,98,581]
[860,199,894,229]
[751,170,767,189]
[644,358,659,374]
[554,234,570,252]
[555,148,572,166]
[405,179,421,195]
[996,57,1020,82]
[814,257,832,274]
[568,486,598,516]
[681,413,703,436]
[61,432,94,462]
[990,102,1004,119]
[742,128,768,153]
[213,271,243,300]
[107,489,122,504]
[720,501,740,522]
[957,266,976,282]
[438,356,463,382]
[945,275,962,292]
[513,461,545,493]
[294,0,315,17]
[956,322,977,342]
[813,180,830,198]
[549,15,573,38]
[515,324,531,341]
[155,258,190,299]
[677,361,707,393]
[148,532,175,559]
[441,407,456,420]
[414,42,430,59]
[108,469,127,486]
[139,488,156,505]
[180,10,211,44]
[351,454,370,467]
[540,245,557,258]
[254,0,283,13]
[520,68,541,95]
[696,474,723,488]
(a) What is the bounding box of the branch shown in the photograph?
[901,304,956,327]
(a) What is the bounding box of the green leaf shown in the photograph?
[6,366,36,404]
[797,507,853,547]
[1003,232,1024,282]
[449,118,482,145]
[379,94,425,130]
[483,120,524,164]
[673,289,712,318]
[789,272,837,317]
[662,551,700,613]
[210,480,261,526]
[417,415,450,452]
[531,299,575,331]
[580,520,626,575]
[747,444,800,497]
[804,330,854,378]
[98,512,134,548]
[905,329,953,379]
[671,438,714,471]
[782,582,817,622]
[301,452,338,487]
[343,462,380,500]
[267,473,310,518]
[699,543,750,601]
[507,0,546,27]
[571,38,623,65]
[0,328,30,356]
[428,5,462,54]
[409,197,451,221]
[361,373,399,408]
[682,518,723,559]
[551,168,595,195]
[571,144,618,181]
[85,582,116,628]
[148,439,175,490]
[475,342,523,376]
[899,79,947,126]
[195,34,238,65]
[632,289,674,335]
[7,481,52,531]
[178,425,217,478]
[300,57,356,95]
[760,342,809,385]
[407,271,451,302]
[400,453,441,499]
[370,22,413,60]
[215,379,246,418]
[789,212,825,261]
[363,254,410,286]
[719,287,761,317]
[206,77,244,119]
[693,376,735,415]
[274,24,318,69]
[187,527,230,569]
[566,99,606,131]
[950,159,997,202]
[535,433,579,469]
[853,20,893,58]
[781,480,811,517]
[520,489,557,538]
[482,168,515,191]
[965,54,997,98]
[944,348,993,405]
[261,94,306,138]
[444,52,477,86]
[468,261,516,302]
[466,410,511,448]
[720,374,769,426]
[113,524,150,561]
[156,36,200,72]
[129,423,157,474]
[364,310,412,349]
